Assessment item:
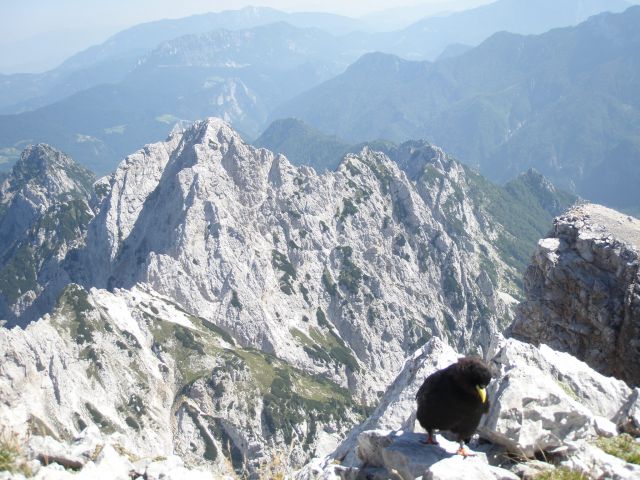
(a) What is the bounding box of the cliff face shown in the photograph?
[511,203,640,386]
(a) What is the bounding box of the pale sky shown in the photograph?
[0,0,489,73]
[1,0,485,42]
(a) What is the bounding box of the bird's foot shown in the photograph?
[456,447,475,457]
[420,434,439,445]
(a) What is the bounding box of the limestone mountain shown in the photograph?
[0,119,580,476]
[0,118,518,475]
[275,6,640,211]
[0,144,95,325]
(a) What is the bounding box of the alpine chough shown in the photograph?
[415,357,492,456]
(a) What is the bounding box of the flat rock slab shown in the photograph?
[356,430,516,480]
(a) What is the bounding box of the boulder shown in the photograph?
[481,337,633,457]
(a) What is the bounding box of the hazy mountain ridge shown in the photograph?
[0,1,634,179]
[275,6,640,210]
[372,0,630,60]
[0,7,363,115]
[0,22,356,174]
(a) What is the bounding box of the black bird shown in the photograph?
[415,357,492,456]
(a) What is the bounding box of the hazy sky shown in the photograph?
[1,0,485,42]
[0,0,489,73]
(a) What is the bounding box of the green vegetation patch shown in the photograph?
[52,284,104,345]
[0,430,30,476]
[338,198,358,222]
[148,317,213,386]
[466,167,576,293]
[308,327,360,372]
[261,362,362,445]
[596,434,640,464]
[230,290,242,310]
[533,468,589,480]
[200,317,236,346]
[336,246,363,295]
[0,244,37,304]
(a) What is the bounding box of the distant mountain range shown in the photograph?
[0,23,355,174]
[0,7,363,115]
[359,0,630,60]
[274,7,640,210]
[0,0,635,190]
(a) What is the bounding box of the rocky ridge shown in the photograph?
[511,203,640,386]
[0,283,364,478]
[69,117,516,400]
[0,118,531,476]
[0,145,95,324]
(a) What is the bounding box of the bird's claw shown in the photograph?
[456,447,475,457]
[420,435,439,445]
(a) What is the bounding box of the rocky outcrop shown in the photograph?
[481,337,627,455]
[301,337,640,480]
[346,430,517,480]
[511,203,640,386]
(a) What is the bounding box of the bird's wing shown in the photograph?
[415,368,444,402]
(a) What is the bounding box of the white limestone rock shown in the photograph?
[561,441,640,480]
[481,337,633,457]
[617,388,640,436]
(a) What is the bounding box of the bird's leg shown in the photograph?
[456,439,475,457]
[420,430,439,445]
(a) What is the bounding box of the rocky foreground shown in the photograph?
[301,337,640,480]
[7,336,639,479]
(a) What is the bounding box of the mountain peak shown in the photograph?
[6,144,95,199]
[184,117,241,148]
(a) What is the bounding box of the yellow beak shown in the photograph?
[476,385,487,403]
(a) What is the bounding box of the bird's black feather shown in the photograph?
[416,357,492,442]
